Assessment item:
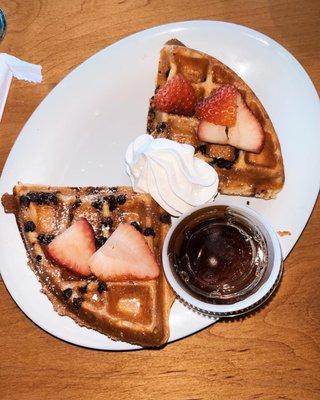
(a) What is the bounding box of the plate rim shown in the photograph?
[0,19,319,351]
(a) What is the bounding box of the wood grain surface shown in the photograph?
[0,1,319,399]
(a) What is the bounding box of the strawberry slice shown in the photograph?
[195,84,238,127]
[88,223,160,281]
[46,218,96,277]
[154,73,197,116]
[197,93,265,153]
[227,94,265,153]
[197,122,228,145]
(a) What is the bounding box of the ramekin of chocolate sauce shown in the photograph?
[162,201,283,317]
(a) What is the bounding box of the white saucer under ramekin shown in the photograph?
[162,200,283,317]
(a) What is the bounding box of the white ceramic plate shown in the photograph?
[0,21,319,351]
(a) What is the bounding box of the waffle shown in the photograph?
[147,39,285,199]
[1,183,175,347]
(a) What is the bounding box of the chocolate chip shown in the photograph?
[196,144,207,155]
[102,217,113,229]
[24,221,36,232]
[27,192,40,203]
[73,198,81,208]
[131,221,142,233]
[27,192,58,205]
[210,158,234,170]
[209,149,240,170]
[46,193,58,205]
[41,192,56,204]
[105,195,117,211]
[116,194,126,205]
[148,107,155,119]
[72,297,84,309]
[38,234,55,245]
[160,213,171,224]
[246,201,250,205]
[98,281,107,293]
[156,122,167,133]
[19,195,30,207]
[78,284,88,294]
[144,227,155,237]
[109,187,118,193]
[38,193,48,204]
[62,288,72,300]
[96,235,107,247]
[91,199,103,211]
[36,255,42,262]
[88,187,100,194]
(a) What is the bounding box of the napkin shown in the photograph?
[0,54,42,279]
[0,53,42,122]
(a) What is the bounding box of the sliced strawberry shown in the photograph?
[228,94,265,153]
[154,73,197,116]
[197,93,265,153]
[46,218,96,277]
[197,121,228,144]
[195,84,237,127]
[88,223,160,281]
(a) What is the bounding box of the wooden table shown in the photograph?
[0,1,319,399]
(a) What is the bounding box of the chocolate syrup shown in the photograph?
[168,206,268,304]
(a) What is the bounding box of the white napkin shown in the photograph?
[0,55,42,279]
[0,53,42,122]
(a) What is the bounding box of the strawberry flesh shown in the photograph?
[89,223,160,281]
[195,84,237,127]
[46,218,96,277]
[154,73,197,116]
[197,93,265,153]
[227,94,265,153]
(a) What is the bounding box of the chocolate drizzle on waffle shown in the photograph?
[147,40,285,199]
[2,184,175,347]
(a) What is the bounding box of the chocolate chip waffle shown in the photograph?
[147,39,285,198]
[1,183,175,347]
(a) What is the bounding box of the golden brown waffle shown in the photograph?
[1,183,175,347]
[147,40,285,199]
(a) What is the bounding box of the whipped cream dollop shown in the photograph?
[125,134,219,216]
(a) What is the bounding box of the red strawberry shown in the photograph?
[46,218,96,277]
[154,73,197,116]
[197,93,265,153]
[88,223,160,281]
[195,84,238,126]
